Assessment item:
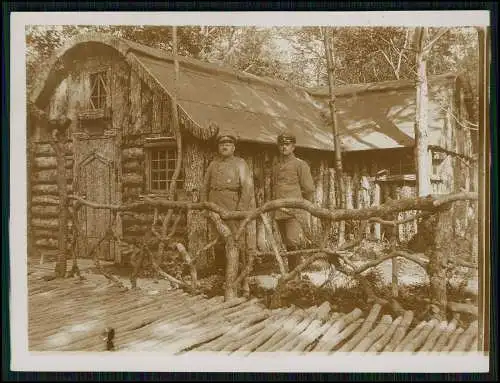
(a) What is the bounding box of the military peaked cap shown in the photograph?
[277,130,296,144]
[217,134,237,144]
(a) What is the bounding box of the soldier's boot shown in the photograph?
[213,245,226,277]
[287,252,302,279]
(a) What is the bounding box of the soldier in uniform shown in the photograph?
[271,131,315,272]
[201,132,254,275]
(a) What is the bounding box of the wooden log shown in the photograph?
[345,174,354,238]
[32,218,61,230]
[426,205,454,320]
[126,298,251,350]
[311,161,324,240]
[368,316,403,353]
[122,147,144,161]
[447,302,479,317]
[337,304,382,352]
[207,212,240,301]
[122,160,143,173]
[32,184,72,195]
[34,142,72,157]
[255,310,305,352]
[266,311,317,352]
[312,308,363,352]
[31,205,60,218]
[383,310,414,352]
[229,307,297,354]
[254,155,271,252]
[441,327,465,352]
[289,317,325,352]
[403,318,439,352]
[195,309,280,352]
[303,313,342,352]
[328,318,365,353]
[30,295,160,345]
[32,229,58,239]
[184,140,208,270]
[29,292,150,339]
[327,168,338,240]
[34,238,58,249]
[431,318,458,352]
[33,169,71,184]
[419,320,449,352]
[161,315,259,354]
[352,314,393,352]
[394,321,428,352]
[33,156,71,170]
[164,302,264,347]
[122,173,143,186]
[32,195,60,206]
[187,311,270,353]
[117,296,222,346]
[120,297,222,348]
[60,294,210,350]
[452,320,478,352]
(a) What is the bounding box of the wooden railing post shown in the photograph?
[424,204,454,320]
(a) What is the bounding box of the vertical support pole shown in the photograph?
[322,27,346,245]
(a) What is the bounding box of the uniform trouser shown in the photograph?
[276,217,306,272]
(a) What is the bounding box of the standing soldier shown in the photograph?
[271,130,315,272]
[201,131,255,276]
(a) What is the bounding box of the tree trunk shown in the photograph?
[323,27,346,245]
[414,27,431,197]
[184,141,207,269]
[425,205,453,320]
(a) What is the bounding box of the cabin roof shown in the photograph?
[31,34,469,154]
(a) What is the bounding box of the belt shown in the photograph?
[210,186,239,192]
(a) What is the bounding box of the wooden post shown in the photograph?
[391,184,400,297]
[185,140,207,269]
[322,27,346,245]
[426,205,454,320]
[372,179,381,240]
[414,27,432,197]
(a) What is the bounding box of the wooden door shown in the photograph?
[75,133,120,262]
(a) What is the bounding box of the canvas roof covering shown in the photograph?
[124,39,463,153]
[33,35,467,154]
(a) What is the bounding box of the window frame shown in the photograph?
[144,137,184,195]
[88,70,110,111]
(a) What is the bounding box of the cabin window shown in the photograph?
[145,140,184,194]
[89,71,108,110]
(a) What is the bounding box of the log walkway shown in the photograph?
[28,260,479,354]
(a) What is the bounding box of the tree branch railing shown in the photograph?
[62,191,478,318]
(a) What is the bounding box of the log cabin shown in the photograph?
[27,33,477,269]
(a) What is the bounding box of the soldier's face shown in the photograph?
[279,142,295,156]
[218,142,235,157]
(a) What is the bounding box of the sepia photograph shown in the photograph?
[9,10,492,373]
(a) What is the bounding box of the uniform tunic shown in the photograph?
[271,153,315,220]
[201,155,253,212]
[271,153,315,263]
[201,154,255,263]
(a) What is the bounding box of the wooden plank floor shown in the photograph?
[28,260,479,354]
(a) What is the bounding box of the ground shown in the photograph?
[40,237,479,331]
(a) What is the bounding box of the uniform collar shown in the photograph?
[279,153,296,164]
[218,154,235,162]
